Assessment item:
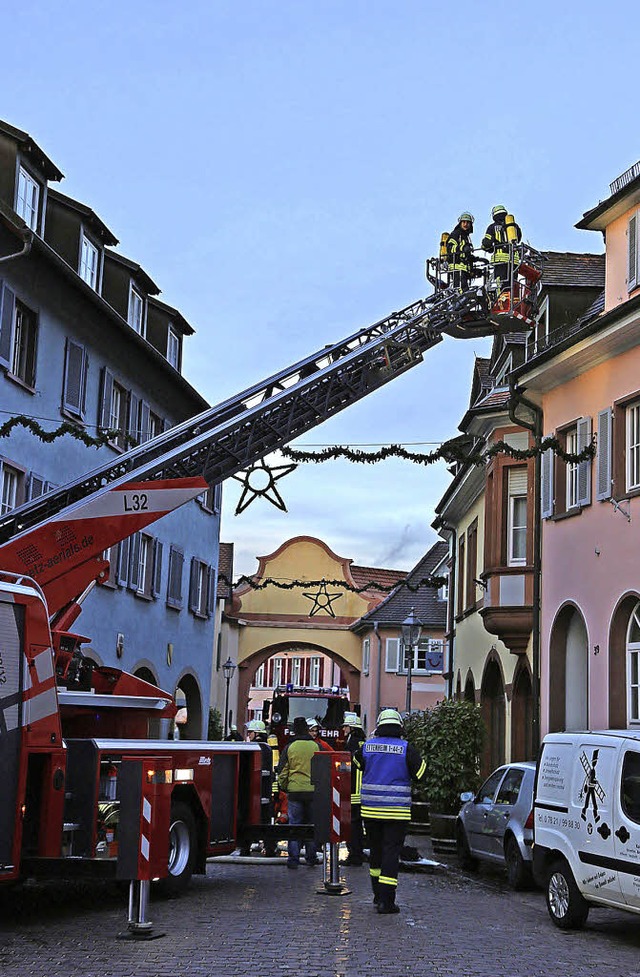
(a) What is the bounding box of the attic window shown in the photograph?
[15,166,40,231]
[167,325,180,369]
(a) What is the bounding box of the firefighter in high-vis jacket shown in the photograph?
[445,212,475,290]
[353,709,427,914]
[481,205,522,289]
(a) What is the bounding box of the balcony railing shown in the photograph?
[610,160,640,196]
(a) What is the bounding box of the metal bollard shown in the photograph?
[317,842,350,896]
[117,880,164,940]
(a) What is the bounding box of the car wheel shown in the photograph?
[504,835,530,890]
[546,858,589,930]
[456,824,478,871]
[156,801,197,898]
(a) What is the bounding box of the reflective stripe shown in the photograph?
[362,782,411,795]
[416,760,427,779]
[369,867,381,878]
[379,875,398,887]
[362,807,412,820]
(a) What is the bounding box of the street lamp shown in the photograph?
[222,657,236,738]
[402,607,423,714]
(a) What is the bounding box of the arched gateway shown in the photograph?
[224,537,394,723]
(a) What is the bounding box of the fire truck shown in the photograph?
[264,685,351,750]
[0,240,542,911]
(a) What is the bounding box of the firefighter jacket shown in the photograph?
[276,734,319,799]
[354,734,427,821]
[344,730,366,805]
[481,218,522,264]
[446,224,474,274]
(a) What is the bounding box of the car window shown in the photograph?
[476,768,505,803]
[621,751,640,823]
[495,768,524,806]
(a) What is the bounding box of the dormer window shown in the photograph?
[167,325,180,370]
[128,285,145,335]
[79,234,99,289]
[15,165,40,231]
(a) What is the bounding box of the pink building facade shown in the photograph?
[517,160,640,734]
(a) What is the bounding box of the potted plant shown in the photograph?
[405,699,484,853]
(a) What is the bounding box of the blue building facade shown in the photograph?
[0,119,220,738]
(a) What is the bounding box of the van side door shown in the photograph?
[614,746,640,908]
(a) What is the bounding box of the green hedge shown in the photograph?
[404,699,485,814]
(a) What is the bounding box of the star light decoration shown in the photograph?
[303,578,343,618]
[232,459,297,515]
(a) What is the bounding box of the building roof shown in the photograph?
[47,187,118,246]
[353,541,448,630]
[575,289,605,328]
[540,251,605,288]
[104,248,161,295]
[349,564,407,594]
[0,119,63,182]
[576,160,640,231]
[217,543,234,598]
[149,295,195,336]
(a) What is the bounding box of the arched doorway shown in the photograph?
[511,663,533,760]
[464,671,476,704]
[549,604,588,732]
[481,658,505,776]
[609,593,640,727]
[174,672,203,740]
[134,666,157,685]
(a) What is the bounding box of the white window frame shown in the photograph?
[79,235,99,289]
[310,656,321,688]
[362,637,370,676]
[385,637,400,673]
[273,658,283,688]
[566,427,579,510]
[494,354,513,388]
[254,663,265,689]
[10,300,37,387]
[627,602,640,725]
[0,464,20,514]
[128,285,145,335]
[167,326,180,369]
[291,656,301,687]
[137,534,151,596]
[508,495,527,566]
[16,166,40,231]
[627,401,640,493]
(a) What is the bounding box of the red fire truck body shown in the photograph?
[265,686,351,751]
[0,256,541,894]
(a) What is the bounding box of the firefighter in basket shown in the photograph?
[445,212,476,291]
[481,205,522,292]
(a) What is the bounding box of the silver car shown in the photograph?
[456,761,535,889]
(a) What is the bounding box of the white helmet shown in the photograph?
[343,711,363,729]
[246,719,266,733]
[377,708,403,727]
[306,718,320,729]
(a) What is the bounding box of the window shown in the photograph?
[495,768,524,806]
[9,300,37,387]
[198,485,218,513]
[507,468,528,566]
[99,368,128,449]
[167,326,180,369]
[465,520,478,611]
[565,427,579,510]
[166,545,184,610]
[542,418,592,519]
[626,401,640,493]
[128,285,145,335]
[188,557,214,618]
[385,637,400,672]
[148,410,163,441]
[0,463,21,514]
[527,296,549,359]
[310,656,321,688]
[291,657,301,687]
[628,212,639,293]
[273,658,284,688]
[126,532,162,599]
[98,543,120,589]
[494,354,512,388]
[15,166,40,231]
[79,235,99,289]
[399,637,444,674]
[457,534,465,618]
[62,339,88,420]
[621,751,640,823]
[627,602,640,725]
[362,638,370,676]
[476,768,506,804]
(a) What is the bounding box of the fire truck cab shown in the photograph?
[263,686,351,750]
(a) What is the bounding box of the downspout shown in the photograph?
[0,232,32,265]
[373,621,383,719]
[508,381,542,755]
[438,520,457,700]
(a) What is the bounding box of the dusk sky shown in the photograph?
[3,1,638,576]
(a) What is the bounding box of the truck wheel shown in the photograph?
[157,801,197,898]
[546,858,589,929]
[505,836,530,890]
[456,824,478,871]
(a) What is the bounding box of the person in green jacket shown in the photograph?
[277,716,320,868]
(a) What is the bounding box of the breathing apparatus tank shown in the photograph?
[439,232,449,259]
[505,215,518,243]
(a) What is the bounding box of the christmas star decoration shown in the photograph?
[302,579,343,618]
[232,459,297,515]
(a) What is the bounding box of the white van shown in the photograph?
[534,730,640,929]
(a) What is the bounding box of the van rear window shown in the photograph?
[621,750,640,823]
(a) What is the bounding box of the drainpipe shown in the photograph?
[0,232,32,265]
[508,381,542,755]
[438,520,457,700]
[373,621,383,719]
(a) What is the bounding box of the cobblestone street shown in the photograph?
[4,850,640,977]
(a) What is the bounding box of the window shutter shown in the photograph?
[152,539,163,597]
[167,545,184,608]
[540,438,554,519]
[62,339,88,417]
[188,557,199,612]
[385,637,400,672]
[99,367,115,430]
[128,532,141,591]
[207,564,216,616]
[127,392,140,445]
[629,214,638,292]
[507,468,528,497]
[27,472,46,500]
[0,283,15,370]
[117,537,130,586]
[596,407,613,501]
[139,401,151,443]
[576,416,592,507]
